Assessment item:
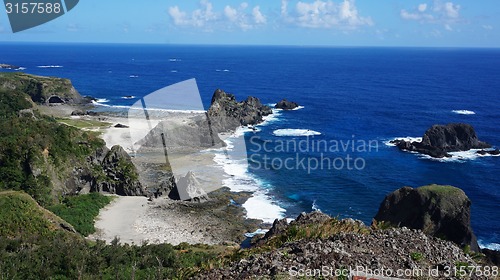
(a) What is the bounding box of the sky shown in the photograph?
[0,0,499,47]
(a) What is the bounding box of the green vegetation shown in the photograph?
[48,193,113,236]
[0,72,78,104]
[0,89,104,206]
[57,118,111,130]
[0,191,75,239]
[418,184,462,196]
[410,252,424,262]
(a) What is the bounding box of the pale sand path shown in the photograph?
[89,196,150,244]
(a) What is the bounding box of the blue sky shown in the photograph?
[1,0,499,47]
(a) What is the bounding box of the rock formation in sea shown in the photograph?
[373,184,480,252]
[391,123,496,158]
[274,99,299,110]
[207,89,273,132]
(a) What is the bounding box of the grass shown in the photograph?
[0,191,70,239]
[48,193,114,236]
[410,252,424,262]
[56,118,111,130]
[417,184,462,196]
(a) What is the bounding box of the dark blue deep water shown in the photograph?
[1,43,499,248]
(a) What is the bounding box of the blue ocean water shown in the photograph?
[1,43,499,249]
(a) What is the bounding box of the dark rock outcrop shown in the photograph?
[114,123,129,128]
[374,184,479,252]
[0,63,22,70]
[98,145,144,196]
[274,99,299,110]
[391,123,492,158]
[207,89,272,132]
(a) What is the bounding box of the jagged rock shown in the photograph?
[477,149,500,156]
[263,218,289,239]
[207,89,272,132]
[391,123,492,158]
[71,110,86,116]
[275,99,299,110]
[483,249,500,266]
[374,184,480,252]
[98,145,144,196]
[0,63,21,70]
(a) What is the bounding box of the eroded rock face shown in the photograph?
[391,123,493,158]
[275,99,299,110]
[98,145,144,196]
[374,185,479,252]
[207,89,272,132]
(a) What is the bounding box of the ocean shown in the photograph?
[1,43,499,249]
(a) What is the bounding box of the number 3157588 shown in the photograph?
[5,2,62,14]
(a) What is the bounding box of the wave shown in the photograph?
[95,98,109,103]
[37,65,63,68]
[386,137,499,162]
[121,96,136,99]
[273,129,321,137]
[169,58,181,62]
[478,240,500,251]
[216,69,230,72]
[292,106,305,110]
[420,149,500,163]
[91,101,205,114]
[312,200,322,212]
[15,67,26,71]
[244,228,269,238]
[129,75,139,78]
[384,137,423,147]
[170,70,178,73]
[213,126,286,224]
[452,110,476,115]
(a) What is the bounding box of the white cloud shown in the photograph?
[482,25,493,30]
[168,0,217,28]
[400,1,462,31]
[253,6,267,24]
[168,1,266,31]
[418,4,427,12]
[281,0,373,29]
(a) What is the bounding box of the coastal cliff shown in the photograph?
[0,72,84,104]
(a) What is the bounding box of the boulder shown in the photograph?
[275,99,299,110]
[391,123,492,158]
[374,184,480,252]
[114,123,129,128]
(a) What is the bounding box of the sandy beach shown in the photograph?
[88,190,259,245]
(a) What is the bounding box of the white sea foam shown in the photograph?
[91,101,205,114]
[452,110,476,115]
[129,75,139,78]
[15,67,26,71]
[243,190,286,224]
[121,96,136,99]
[479,240,500,251]
[292,106,305,110]
[386,137,499,162]
[96,98,109,103]
[216,69,230,72]
[244,228,269,238]
[419,149,500,163]
[37,65,63,68]
[273,129,321,137]
[169,58,181,62]
[171,70,178,73]
[384,137,423,147]
[312,200,322,212]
